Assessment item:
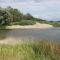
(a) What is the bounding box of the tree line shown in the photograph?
[0,6,60,27]
[0,6,48,26]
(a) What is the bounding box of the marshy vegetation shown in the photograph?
[0,41,60,60]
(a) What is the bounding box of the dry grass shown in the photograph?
[0,40,60,60]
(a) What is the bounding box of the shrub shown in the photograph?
[19,20,36,25]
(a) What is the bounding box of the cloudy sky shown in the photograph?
[0,0,60,21]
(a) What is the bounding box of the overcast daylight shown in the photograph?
[0,0,60,21]
[0,0,60,60]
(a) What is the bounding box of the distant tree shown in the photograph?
[6,7,35,21]
[25,13,34,20]
[6,6,23,22]
[0,6,49,26]
[13,9,23,21]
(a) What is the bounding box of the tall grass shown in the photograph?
[0,41,60,60]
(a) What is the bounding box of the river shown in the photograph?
[0,28,60,42]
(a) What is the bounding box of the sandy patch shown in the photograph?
[0,37,22,44]
[6,23,53,29]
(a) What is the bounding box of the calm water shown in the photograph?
[0,28,60,42]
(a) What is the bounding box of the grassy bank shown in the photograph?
[0,41,60,60]
[10,20,36,26]
[0,26,6,29]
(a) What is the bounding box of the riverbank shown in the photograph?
[6,23,53,29]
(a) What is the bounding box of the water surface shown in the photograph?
[0,28,60,42]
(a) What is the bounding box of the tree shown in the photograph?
[6,7,23,22]
[25,13,34,20]
[0,9,12,25]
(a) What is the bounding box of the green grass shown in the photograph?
[12,20,36,26]
[0,41,60,60]
[0,26,6,29]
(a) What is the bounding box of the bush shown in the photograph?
[48,22,60,27]
[19,20,36,25]
[0,25,6,29]
[13,20,36,25]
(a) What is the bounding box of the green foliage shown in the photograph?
[12,20,36,25]
[0,9,12,26]
[0,6,60,27]
[46,21,60,27]
[0,7,37,26]
[6,7,23,22]
[25,13,34,20]
[19,20,36,25]
[0,26,6,29]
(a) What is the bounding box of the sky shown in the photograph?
[0,0,60,21]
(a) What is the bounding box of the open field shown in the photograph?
[0,41,60,60]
